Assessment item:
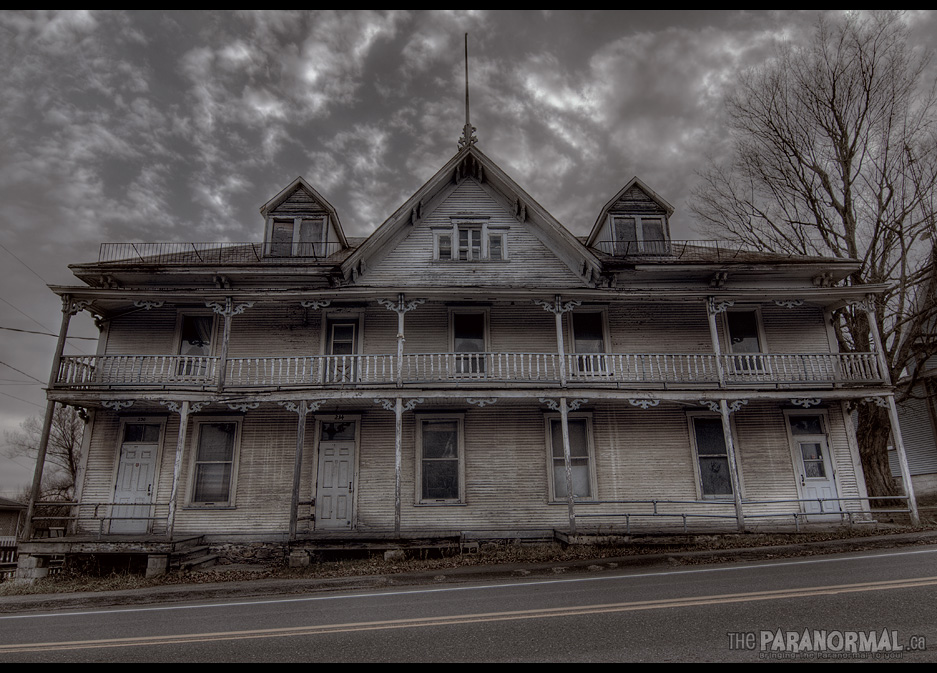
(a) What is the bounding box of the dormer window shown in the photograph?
[266,215,328,258]
[433,218,508,261]
[612,215,667,254]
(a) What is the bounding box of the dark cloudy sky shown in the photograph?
[1,10,934,494]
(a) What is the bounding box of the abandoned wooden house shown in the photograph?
[16,123,919,579]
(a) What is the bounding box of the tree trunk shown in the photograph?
[855,402,901,500]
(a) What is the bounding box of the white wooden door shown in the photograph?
[315,421,356,529]
[795,436,839,516]
[112,440,158,534]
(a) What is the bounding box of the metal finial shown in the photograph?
[458,33,477,150]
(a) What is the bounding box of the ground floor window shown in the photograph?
[189,419,240,506]
[546,415,595,501]
[689,415,733,498]
[416,415,464,504]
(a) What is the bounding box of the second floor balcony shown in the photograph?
[54,351,884,392]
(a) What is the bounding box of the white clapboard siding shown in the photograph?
[104,307,177,355]
[760,304,830,353]
[607,303,713,353]
[895,386,937,476]
[359,178,586,288]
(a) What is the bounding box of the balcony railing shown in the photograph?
[594,240,777,261]
[55,352,883,389]
[96,241,345,265]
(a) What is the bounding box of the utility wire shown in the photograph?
[0,359,45,384]
[0,390,46,409]
[0,325,97,340]
[0,241,50,285]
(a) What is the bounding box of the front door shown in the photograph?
[315,420,356,529]
[788,415,839,518]
[111,422,160,534]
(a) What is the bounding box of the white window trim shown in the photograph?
[186,416,242,508]
[173,310,219,356]
[415,413,466,505]
[611,214,670,251]
[722,306,768,354]
[449,307,490,376]
[543,412,598,503]
[265,215,328,256]
[686,411,743,501]
[319,310,364,356]
[432,217,507,262]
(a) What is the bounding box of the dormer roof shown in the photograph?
[260,176,348,248]
[586,176,674,247]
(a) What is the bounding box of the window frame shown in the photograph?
[173,311,218,381]
[611,214,669,254]
[543,412,598,503]
[265,215,329,257]
[321,311,363,384]
[415,413,466,505]
[432,218,508,262]
[449,307,490,376]
[186,416,242,508]
[723,307,767,355]
[566,308,610,375]
[686,412,741,500]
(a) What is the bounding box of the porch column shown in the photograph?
[706,297,730,388]
[558,397,577,534]
[718,399,746,532]
[534,296,581,387]
[165,401,190,538]
[277,400,325,540]
[377,295,425,387]
[884,395,920,525]
[861,295,892,385]
[395,397,403,533]
[207,298,254,392]
[24,294,89,540]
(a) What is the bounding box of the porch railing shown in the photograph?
[54,351,883,389]
[97,241,344,265]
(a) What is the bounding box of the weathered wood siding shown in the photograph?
[605,303,712,353]
[360,178,586,288]
[104,306,178,355]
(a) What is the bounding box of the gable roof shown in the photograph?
[341,145,604,286]
[260,176,348,248]
[586,176,675,247]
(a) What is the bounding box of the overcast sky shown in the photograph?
[1,10,934,495]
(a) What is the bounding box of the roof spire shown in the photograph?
[458,32,477,150]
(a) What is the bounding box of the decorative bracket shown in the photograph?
[707,297,735,315]
[206,298,254,318]
[377,295,426,316]
[63,296,93,317]
[698,400,720,414]
[299,299,332,311]
[861,395,889,409]
[845,298,873,313]
[538,398,588,412]
[158,400,209,414]
[277,399,328,415]
[466,397,497,408]
[225,401,260,413]
[133,300,165,311]
[538,398,560,412]
[533,297,581,315]
[790,398,822,408]
[374,398,424,413]
[102,400,134,411]
[567,398,589,412]
[727,399,749,413]
[774,299,804,309]
[628,399,660,410]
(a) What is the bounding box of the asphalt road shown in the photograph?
[2,545,936,662]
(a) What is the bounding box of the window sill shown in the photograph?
[183,505,236,510]
[415,501,467,507]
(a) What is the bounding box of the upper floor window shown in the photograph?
[434,219,507,261]
[267,216,328,257]
[612,215,668,254]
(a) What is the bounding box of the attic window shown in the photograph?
[612,216,668,255]
[433,219,507,262]
[266,216,328,257]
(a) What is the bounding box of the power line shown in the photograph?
[0,241,50,285]
[0,390,46,410]
[0,325,97,340]
[0,359,45,384]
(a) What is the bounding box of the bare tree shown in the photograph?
[4,405,85,500]
[692,12,937,498]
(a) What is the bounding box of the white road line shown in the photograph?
[2,545,935,621]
